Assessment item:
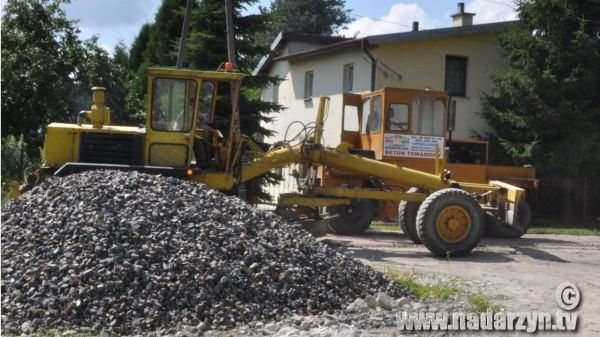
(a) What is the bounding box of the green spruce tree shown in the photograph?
[481,0,600,220]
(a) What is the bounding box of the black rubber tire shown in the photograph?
[416,188,485,257]
[398,187,425,244]
[485,199,532,239]
[327,199,376,235]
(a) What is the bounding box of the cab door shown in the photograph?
[360,94,384,159]
[145,77,198,167]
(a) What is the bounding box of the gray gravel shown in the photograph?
[1,170,408,334]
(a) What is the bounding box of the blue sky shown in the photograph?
[8,0,516,53]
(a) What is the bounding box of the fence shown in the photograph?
[256,166,300,211]
[528,175,600,223]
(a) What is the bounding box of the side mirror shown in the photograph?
[447,100,456,132]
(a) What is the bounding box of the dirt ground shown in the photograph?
[321,232,600,336]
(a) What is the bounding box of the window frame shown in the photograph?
[343,63,354,93]
[444,55,468,97]
[272,83,279,103]
[371,94,382,134]
[304,70,314,99]
[150,77,198,133]
[197,80,216,126]
[360,97,371,135]
[411,95,446,137]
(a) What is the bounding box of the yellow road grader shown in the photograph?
[22,65,526,257]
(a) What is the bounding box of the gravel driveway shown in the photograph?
[321,232,600,336]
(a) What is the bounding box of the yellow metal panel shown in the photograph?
[44,122,146,167]
[314,187,427,201]
[240,145,301,183]
[190,172,235,190]
[49,123,143,134]
[489,180,524,203]
[279,196,351,207]
[149,144,188,167]
[44,123,77,166]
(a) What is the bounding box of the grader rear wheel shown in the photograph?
[398,187,425,244]
[327,199,376,235]
[416,188,484,257]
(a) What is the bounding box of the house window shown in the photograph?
[343,63,354,92]
[272,83,279,103]
[445,55,467,97]
[304,71,314,99]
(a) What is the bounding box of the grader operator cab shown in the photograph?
[318,87,536,241]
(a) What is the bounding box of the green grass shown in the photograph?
[528,227,600,235]
[369,223,401,232]
[383,267,463,300]
[467,293,503,313]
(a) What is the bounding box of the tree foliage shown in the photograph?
[268,0,352,35]
[1,0,135,146]
[1,0,81,142]
[481,0,600,178]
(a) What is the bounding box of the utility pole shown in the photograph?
[224,0,236,69]
[176,0,194,68]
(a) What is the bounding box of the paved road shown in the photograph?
[321,232,600,336]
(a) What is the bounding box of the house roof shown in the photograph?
[253,21,517,75]
[367,21,515,45]
[252,32,350,76]
[269,31,350,51]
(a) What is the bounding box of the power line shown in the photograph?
[479,0,516,10]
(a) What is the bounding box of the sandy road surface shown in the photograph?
[321,232,600,336]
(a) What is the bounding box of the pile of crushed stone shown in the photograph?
[1,170,407,334]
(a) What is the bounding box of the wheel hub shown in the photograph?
[436,205,472,243]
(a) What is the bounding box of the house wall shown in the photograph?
[262,47,375,147]
[262,33,506,146]
[375,33,506,140]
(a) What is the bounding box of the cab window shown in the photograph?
[371,95,382,133]
[387,103,409,131]
[198,81,215,125]
[151,78,197,131]
[343,105,359,131]
[411,95,445,136]
[360,98,371,134]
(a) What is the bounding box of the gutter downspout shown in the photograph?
[362,39,376,91]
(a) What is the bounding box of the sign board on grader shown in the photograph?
[383,134,445,159]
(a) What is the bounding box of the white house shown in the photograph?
[253,4,513,148]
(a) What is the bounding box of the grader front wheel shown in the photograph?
[416,188,484,257]
[398,187,425,244]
